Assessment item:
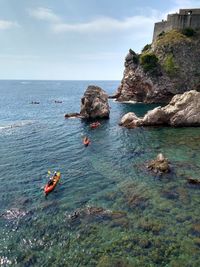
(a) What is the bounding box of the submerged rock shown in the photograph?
[126,193,149,210]
[193,237,200,247]
[97,256,132,267]
[138,218,164,234]
[80,85,110,119]
[68,206,117,220]
[147,153,170,174]
[161,187,179,200]
[120,90,200,128]
[67,206,128,228]
[187,177,200,185]
[121,182,149,211]
[85,206,110,215]
[2,208,27,220]
[191,223,200,235]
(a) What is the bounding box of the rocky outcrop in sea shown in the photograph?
[65,85,110,120]
[115,29,200,103]
[147,153,170,174]
[120,90,200,127]
[80,85,110,119]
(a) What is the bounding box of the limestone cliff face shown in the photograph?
[116,30,200,103]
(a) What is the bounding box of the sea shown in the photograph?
[0,80,200,267]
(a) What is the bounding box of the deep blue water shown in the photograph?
[0,80,200,267]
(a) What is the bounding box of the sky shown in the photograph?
[0,0,199,80]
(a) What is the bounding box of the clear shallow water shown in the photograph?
[0,80,200,267]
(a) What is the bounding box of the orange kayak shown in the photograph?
[44,172,61,195]
[83,138,91,146]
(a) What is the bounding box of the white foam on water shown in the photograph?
[0,120,34,132]
[112,99,137,104]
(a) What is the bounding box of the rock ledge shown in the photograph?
[120,90,200,127]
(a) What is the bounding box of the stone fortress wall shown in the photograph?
[153,8,200,41]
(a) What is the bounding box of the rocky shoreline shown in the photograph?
[119,90,200,128]
[65,86,200,128]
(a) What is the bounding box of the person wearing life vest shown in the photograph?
[48,172,57,186]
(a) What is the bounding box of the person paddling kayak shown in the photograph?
[83,136,91,146]
[44,171,61,195]
[47,171,57,186]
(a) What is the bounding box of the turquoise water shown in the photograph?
[0,80,200,267]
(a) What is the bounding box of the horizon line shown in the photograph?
[0,79,121,81]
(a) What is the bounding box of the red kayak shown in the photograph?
[44,172,61,195]
[90,122,101,129]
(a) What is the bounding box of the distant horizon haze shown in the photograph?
[0,0,199,80]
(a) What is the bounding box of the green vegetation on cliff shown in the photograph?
[132,54,139,64]
[142,44,151,53]
[163,54,178,77]
[140,53,159,74]
[155,30,191,46]
[182,27,197,37]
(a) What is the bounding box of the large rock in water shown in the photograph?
[120,90,200,127]
[80,85,110,119]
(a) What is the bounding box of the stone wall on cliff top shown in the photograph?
[115,29,200,104]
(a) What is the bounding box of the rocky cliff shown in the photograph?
[115,29,200,103]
